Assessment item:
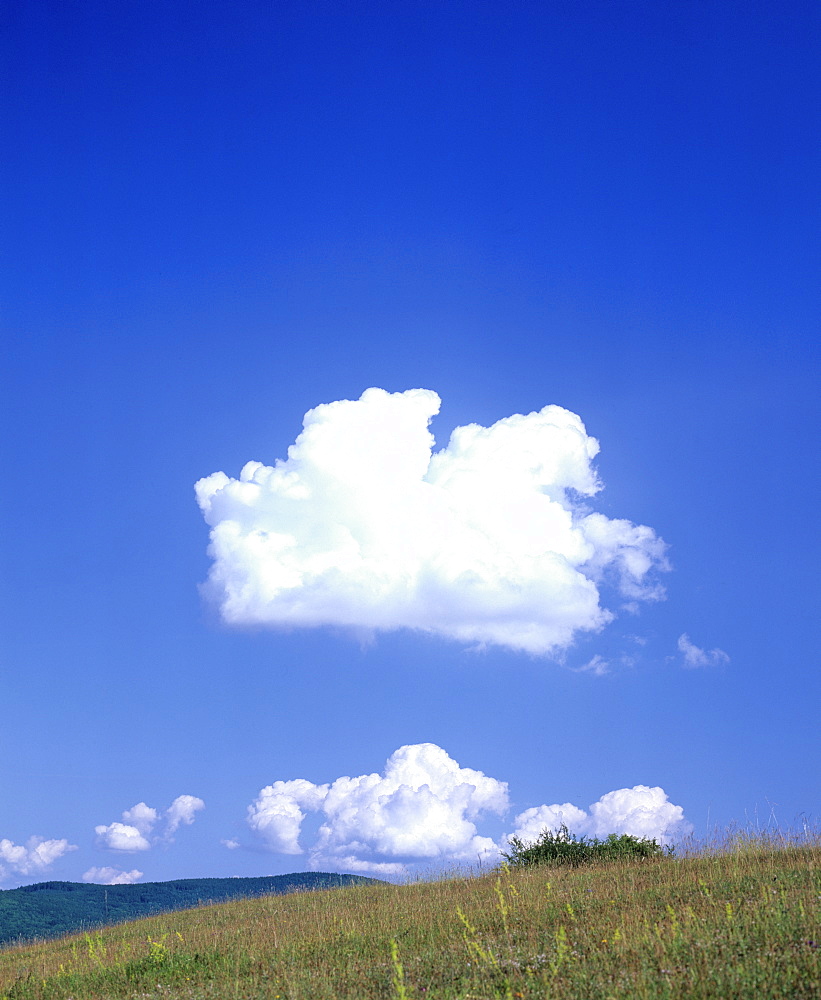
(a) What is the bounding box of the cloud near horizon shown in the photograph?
[82,866,144,885]
[95,795,204,852]
[196,388,668,656]
[0,836,77,882]
[246,744,508,875]
[508,784,692,848]
[240,743,691,875]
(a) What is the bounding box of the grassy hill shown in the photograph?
[0,873,378,949]
[0,836,818,999]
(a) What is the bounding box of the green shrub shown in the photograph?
[502,823,670,868]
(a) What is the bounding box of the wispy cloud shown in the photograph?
[196,389,668,656]
[575,654,610,676]
[677,633,730,669]
[237,743,690,875]
[0,836,77,881]
[82,866,143,885]
[95,795,204,852]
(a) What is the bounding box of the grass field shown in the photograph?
[1,833,819,999]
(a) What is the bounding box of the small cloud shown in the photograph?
[327,857,408,876]
[165,795,206,837]
[221,838,240,850]
[121,803,159,836]
[82,866,143,885]
[677,633,730,669]
[96,795,205,852]
[625,634,648,646]
[0,836,77,880]
[196,388,669,657]
[508,803,589,843]
[95,822,152,853]
[575,654,610,676]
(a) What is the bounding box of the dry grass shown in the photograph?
[1,836,819,999]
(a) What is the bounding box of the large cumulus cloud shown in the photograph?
[246,743,508,875]
[196,389,668,655]
[240,743,690,875]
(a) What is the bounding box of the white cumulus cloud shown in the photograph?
[509,784,692,847]
[0,836,77,880]
[510,803,591,843]
[121,803,159,836]
[82,866,144,885]
[196,388,668,656]
[245,743,508,874]
[96,795,205,852]
[94,821,152,852]
[677,634,730,668]
[247,779,329,855]
[165,795,206,836]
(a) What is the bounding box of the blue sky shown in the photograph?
[2,0,819,885]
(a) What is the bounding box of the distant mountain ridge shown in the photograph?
[0,872,380,948]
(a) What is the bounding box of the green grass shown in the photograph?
[1,834,819,999]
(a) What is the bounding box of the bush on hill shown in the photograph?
[502,824,670,868]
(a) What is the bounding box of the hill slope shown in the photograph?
[0,872,379,947]
[0,840,818,999]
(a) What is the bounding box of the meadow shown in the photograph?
[1,832,818,999]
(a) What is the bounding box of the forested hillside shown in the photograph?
[0,872,379,947]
